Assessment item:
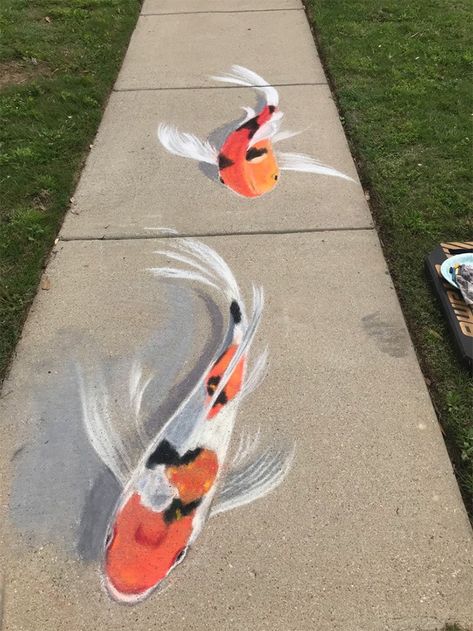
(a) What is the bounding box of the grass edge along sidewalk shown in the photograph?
[0,0,141,380]
[305,0,473,516]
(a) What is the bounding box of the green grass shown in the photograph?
[306,0,473,512]
[0,0,140,378]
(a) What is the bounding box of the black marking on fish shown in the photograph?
[206,375,220,396]
[213,389,228,408]
[164,498,202,524]
[246,146,268,162]
[173,547,188,565]
[146,440,202,469]
[218,154,234,170]
[268,105,276,114]
[238,116,259,139]
[230,300,242,324]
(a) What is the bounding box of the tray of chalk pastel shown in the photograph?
[440,252,473,289]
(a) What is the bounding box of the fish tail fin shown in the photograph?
[157,124,218,165]
[149,238,243,316]
[211,65,279,107]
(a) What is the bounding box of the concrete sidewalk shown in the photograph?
[1,1,472,630]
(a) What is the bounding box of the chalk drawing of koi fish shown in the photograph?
[157,65,354,198]
[79,238,294,604]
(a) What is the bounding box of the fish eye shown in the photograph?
[174,547,188,566]
[105,528,114,548]
[273,174,278,181]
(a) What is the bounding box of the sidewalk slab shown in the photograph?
[62,85,369,239]
[142,0,303,13]
[114,11,326,90]
[1,232,472,631]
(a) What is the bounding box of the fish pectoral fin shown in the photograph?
[272,129,302,144]
[210,444,295,517]
[157,124,218,165]
[276,151,355,182]
[77,365,132,487]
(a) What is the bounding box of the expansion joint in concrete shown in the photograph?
[59,226,375,242]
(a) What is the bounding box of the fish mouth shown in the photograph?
[103,575,159,605]
[102,546,189,604]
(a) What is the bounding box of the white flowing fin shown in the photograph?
[211,65,279,107]
[231,426,261,468]
[240,348,268,399]
[170,239,242,306]
[150,238,243,309]
[240,106,256,125]
[277,151,355,182]
[210,444,295,516]
[205,285,263,416]
[248,111,284,147]
[128,361,154,448]
[77,367,131,486]
[272,129,302,144]
[157,123,218,165]
[149,267,220,293]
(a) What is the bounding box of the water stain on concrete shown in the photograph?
[361,311,409,358]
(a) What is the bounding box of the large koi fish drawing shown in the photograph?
[158,65,354,198]
[79,238,294,603]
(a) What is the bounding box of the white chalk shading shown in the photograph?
[128,361,154,449]
[240,348,269,400]
[78,368,132,487]
[272,129,302,144]
[277,151,355,182]
[211,442,295,517]
[230,427,262,468]
[157,124,218,165]
[212,64,279,108]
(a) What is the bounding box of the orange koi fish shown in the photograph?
[158,66,354,198]
[79,239,293,603]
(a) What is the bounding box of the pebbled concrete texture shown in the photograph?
[62,84,369,239]
[1,233,472,631]
[114,11,327,90]
[141,0,304,13]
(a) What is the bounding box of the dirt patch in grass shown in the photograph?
[0,59,51,90]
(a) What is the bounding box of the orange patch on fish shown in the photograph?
[105,493,194,598]
[206,344,245,419]
[219,139,279,198]
[166,449,219,504]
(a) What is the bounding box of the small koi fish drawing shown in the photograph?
[79,239,294,604]
[158,65,354,198]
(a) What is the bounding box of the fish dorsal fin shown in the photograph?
[210,439,295,517]
[276,151,355,182]
[248,111,283,147]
